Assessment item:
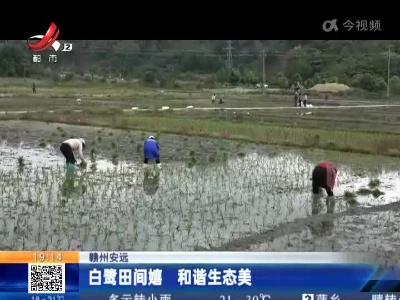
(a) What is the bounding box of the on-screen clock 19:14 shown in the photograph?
[33,252,63,263]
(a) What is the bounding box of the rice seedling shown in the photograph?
[90,149,96,162]
[0,152,318,250]
[17,156,25,168]
[222,152,228,162]
[237,152,245,158]
[112,153,118,165]
[0,136,396,253]
[344,191,358,206]
[357,186,385,198]
[368,178,381,189]
[208,153,216,163]
[357,188,372,196]
[371,189,385,198]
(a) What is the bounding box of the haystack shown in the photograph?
[309,83,351,93]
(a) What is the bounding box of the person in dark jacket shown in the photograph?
[143,136,161,169]
[311,161,338,197]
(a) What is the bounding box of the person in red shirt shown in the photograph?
[311,161,338,197]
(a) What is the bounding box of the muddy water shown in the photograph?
[0,121,399,256]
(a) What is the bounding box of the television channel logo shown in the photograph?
[27,22,73,63]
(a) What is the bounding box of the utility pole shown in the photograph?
[262,51,266,95]
[224,40,234,70]
[387,47,391,98]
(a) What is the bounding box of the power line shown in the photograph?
[4,40,398,58]
[72,48,398,59]
[3,41,400,58]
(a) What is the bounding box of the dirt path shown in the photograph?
[2,104,400,114]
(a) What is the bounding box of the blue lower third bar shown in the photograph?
[0,292,79,300]
[80,292,400,300]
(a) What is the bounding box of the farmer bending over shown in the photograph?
[311,161,338,199]
[143,135,161,169]
[60,138,86,166]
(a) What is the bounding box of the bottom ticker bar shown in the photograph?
[79,292,400,300]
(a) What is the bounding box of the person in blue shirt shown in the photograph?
[143,135,161,168]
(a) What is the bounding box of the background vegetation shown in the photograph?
[1,40,400,94]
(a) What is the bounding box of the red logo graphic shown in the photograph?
[27,22,60,52]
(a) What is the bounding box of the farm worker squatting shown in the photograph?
[143,136,161,169]
[60,138,86,166]
[311,161,338,205]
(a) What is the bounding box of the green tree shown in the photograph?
[291,73,303,85]
[0,44,28,77]
[304,78,315,89]
[351,73,387,92]
[143,71,156,83]
[215,68,230,83]
[229,69,241,85]
[285,50,313,81]
[275,72,289,88]
[389,76,400,94]
[243,71,259,85]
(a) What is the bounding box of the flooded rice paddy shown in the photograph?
[0,121,400,263]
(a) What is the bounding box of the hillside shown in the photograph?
[1,40,400,93]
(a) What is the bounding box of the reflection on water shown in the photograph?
[143,169,160,196]
[309,195,336,237]
[60,173,87,198]
[0,145,399,251]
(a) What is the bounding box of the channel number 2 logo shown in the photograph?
[27,22,72,52]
